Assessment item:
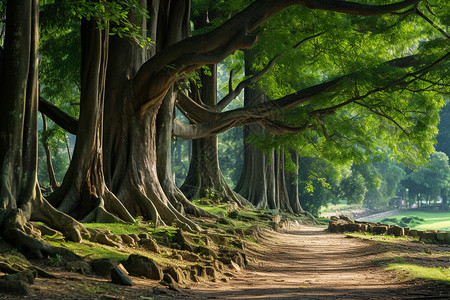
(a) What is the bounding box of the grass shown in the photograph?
[320,200,362,214]
[345,232,422,244]
[348,234,450,286]
[372,210,450,231]
[387,263,450,285]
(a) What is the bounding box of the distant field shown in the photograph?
[372,210,450,231]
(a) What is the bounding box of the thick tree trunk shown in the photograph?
[0,0,88,258]
[234,51,300,213]
[101,0,202,230]
[180,65,246,207]
[47,18,133,224]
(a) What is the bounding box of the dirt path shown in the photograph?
[177,225,450,300]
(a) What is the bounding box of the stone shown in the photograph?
[141,238,160,253]
[110,266,133,286]
[120,234,136,246]
[3,269,36,284]
[372,226,388,235]
[391,226,405,237]
[96,233,122,248]
[345,223,361,232]
[339,216,354,223]
[408,229,421,237]
[420,230,437,241]
[91,258,118,278]
[436,231,450,242]
[65,260,92,274]
[0,278,31,296]
[122,254,163,280]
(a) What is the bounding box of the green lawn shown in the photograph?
[372,210,450,231]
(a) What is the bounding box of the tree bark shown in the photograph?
[0,0,88,258]
[180,65,246,207]
[41,113,59,190]
[47,17,133,224]
[234,51,299,213]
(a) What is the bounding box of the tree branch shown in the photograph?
[133,0,421,112]
[415,8,450,39]
[38,97,78,135]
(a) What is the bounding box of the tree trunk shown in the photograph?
[180,65,246,207]
[41,113,59,190]
[234,51,298,213]
[0,0,88,258]
[101,0,202,230]
[47,18,133,224]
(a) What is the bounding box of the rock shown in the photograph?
[387,226,395,235]
[372,226,388,235]
[65,260,92,274]
[391,226,405,237]
[344,223,361,232]
[96,233,122,248]
[110,266,133,286]
[3,269,36,284]
[120,234,136,246]
[91,258,118,278]
[408,229,421,237]
[420,230,437,242]
[122,254,163,280]
[0,278,31,296]
[141,238,160,253]
[403,227,410,235]
[436,231,450,242]
[339,216,354,223]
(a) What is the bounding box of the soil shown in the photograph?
[1,225,449,299]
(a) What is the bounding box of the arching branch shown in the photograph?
[174,51,448,140]
[38,97,78,135]
[133,0,421,113]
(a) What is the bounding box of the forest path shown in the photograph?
[179,225,449,300]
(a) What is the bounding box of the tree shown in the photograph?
[0,0,87,257]
[2,0,448,253]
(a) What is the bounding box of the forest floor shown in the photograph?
[2,224,449,299]
[180,225,450,299]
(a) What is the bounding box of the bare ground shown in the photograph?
[1,225,449,299]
